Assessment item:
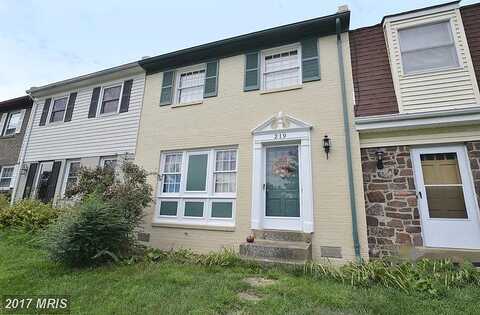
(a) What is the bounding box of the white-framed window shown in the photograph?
[398,21,460,75]
[176,65,206,104]
[99,84,123,115]
[49,96,68,123]
[156,148,238,226]
[100,156,118,170]
[261,44,301,91]
[0,166,15,189]
[62,160,81,196]
[2,111,21,136]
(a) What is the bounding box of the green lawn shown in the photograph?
[1,231,479,315]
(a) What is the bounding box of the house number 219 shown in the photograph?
[274,133,287,140]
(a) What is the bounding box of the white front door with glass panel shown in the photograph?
[412,145,480,249]
[263,144,302,230]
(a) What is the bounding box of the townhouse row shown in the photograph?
[1,1,479,263]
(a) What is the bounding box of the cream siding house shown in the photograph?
[135,8,368,263]
[14,63,145,204]
[350,1,480,260]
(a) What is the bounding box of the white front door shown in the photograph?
[263,144,302,230]
[412,145,480,249]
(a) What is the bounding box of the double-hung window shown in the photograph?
[100,156,118,171]
[0,166,15,189]
[177,68,206,104]
[398,21,459,74]
[49,97,68,123]
[100,85,122,115]
[2,111,21,136]
[62,160,81,196]
[262,45,301,90]
[157,148,237,226]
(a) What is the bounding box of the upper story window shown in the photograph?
[100,85,122,115]
[398,21,459,74]
[262,46,301,90]
[177,69,206,104]
[49,97,68,123]
[2,111,21,136]
[0,166,15,189]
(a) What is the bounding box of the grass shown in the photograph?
[1,230,480,314]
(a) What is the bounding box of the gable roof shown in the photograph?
[139,11,350,74]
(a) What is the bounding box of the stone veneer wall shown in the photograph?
[361,146,421,258]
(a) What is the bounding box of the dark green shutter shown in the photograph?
[119,79,133,113]
[204,60,219,98]
[160,71,175,106]
[45,161,62,203]
[63,92,77,122]
[39,98,51,126]
[88,87,101,118]
[23,163,38,199]
[244,52,260,91]
[186,154,208,191]
[301,38,320,82]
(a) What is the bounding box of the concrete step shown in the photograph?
[240,256,307,267]
[239,239,312,261]
[402,246,480,264]
[253,229,312,242]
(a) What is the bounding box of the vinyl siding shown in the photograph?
[24,74,145,162]
[385,8,480,113]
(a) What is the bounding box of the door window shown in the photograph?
[420,153,467,219]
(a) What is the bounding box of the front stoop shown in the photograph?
[239,230,312,264]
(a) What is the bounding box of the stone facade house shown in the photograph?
[350,1,480,260]
[0,96,32,200]
[134,7,369,263]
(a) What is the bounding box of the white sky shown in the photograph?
[0,0,477,100]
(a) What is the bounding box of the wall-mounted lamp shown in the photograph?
[375,151,384,170]
[20,164,29,175]
[323,135,331,159]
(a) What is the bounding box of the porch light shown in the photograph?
[20,164,28,175]
[323,135,331,159]
[375,151,385,170]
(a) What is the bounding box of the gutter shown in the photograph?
[336,17,361,261]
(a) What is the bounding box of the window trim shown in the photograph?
[174,64,206,105]
[397,19,461,76]
[99,155,118,170]
[97,82,124,117]
[156,147,238,226]
[2,110,22,136]
[0,165,15,190]
[61,159,81,197]
[47,95,69,125]
[260,43,302,91]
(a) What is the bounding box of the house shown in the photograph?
[14,62,146,204]
[134,7,369,263]
[350,1,480,260]
[0,96,33,200]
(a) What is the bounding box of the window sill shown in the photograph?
[260,85,302,95]
[0,135,15,139]
[172,100,203,108]
[152,222,235,232]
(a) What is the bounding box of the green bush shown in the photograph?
[0,199,60,230]
[0,194,10,210]
[43,194,132,267]
[145,248,242,267]
[304,258,480,296]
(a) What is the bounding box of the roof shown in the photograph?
[0,95,33,112]
[139,11,350,74]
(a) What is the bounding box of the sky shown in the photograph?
[0,0,477,100]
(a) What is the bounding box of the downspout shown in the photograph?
[336,17,361,261]
[10,93,36,205]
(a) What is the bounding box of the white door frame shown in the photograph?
[251,112,314,232]
[411,144,480,249]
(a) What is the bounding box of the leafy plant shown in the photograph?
[0,199,60,230]
[0,194,10,210]
[144,248,242,267]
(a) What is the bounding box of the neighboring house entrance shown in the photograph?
[251,112,314,232]
[23,161,61,203]
[411,145,480,249]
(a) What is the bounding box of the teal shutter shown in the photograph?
[186,154,208,191]
[301,38,320,82]
[244,52,260,91]
[204,60,219,98]
[160,70,175,106]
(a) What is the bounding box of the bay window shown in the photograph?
[398,21,459,74]
[156,148,237,226]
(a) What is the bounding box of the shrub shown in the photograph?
[44,161,153,267]
[0,199,60,230]
[0,194,10,210]
[145,248,242,267]
[43,194,132,267]
[304,258,480,296]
